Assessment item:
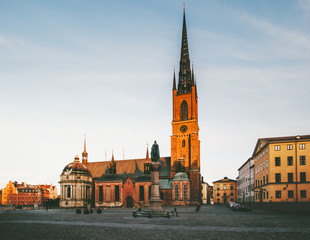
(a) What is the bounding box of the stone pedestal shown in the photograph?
[149,162,162,211]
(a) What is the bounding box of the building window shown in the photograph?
[266,191,269,199]
[182,140,185,147]
[115,185,120,201]
[149,186,152,199]
[266,175,269,183]
[217,193,220,196]
[184,184,187,200]
[263,162,265,170]
[139,186,144,201]
[217,185,220,190]
[266,148,268,153]
[287,144,293,150]
[230,185,234,190]
[287,156,293,166]
[299,144,306,150]
[301,190,307,198]
[300,156,306,165]
[180,101,188,121]
[275,173,281,183]
[99,186,103,202]
[275,157,281,166]
[300,172,306,182]
[67,186,71,198]
[263,176,265,185]
[275,145,281,151]
[231,192,233,196]
[288,173,293,183]
[175,185,179,200]
[288,190,294,198]
[276,191,281,198]
[223,185,227,190]
[160,191,164,200]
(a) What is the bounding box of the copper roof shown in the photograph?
[63,156,91,175]
[87,157,170,179]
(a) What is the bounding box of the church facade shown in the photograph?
[59,9,202,208]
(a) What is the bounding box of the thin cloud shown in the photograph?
[298,0,310,15]
[240,13,310,59]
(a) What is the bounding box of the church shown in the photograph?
[59,9,202,208]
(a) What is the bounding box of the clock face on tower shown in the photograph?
[180,125,188,133]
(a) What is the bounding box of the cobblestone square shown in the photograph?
[1,205,310,240]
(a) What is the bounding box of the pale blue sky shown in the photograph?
[1,0,310,190]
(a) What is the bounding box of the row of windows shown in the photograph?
[19,190,38,193]
[216,192,234,197]
[216,185,234,190]
[256,175,269,187]
[255,160,269,174]
[216,198,234,203]
[275,156,306,166]
[255,148,268,162]
[274,144,306,151]
[98,186,120,202]
[255,190,308,200]
[275,190,307,198]
[275,172,307,183]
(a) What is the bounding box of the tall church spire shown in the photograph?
[173,69,176,90]
[82,133,88,165]
[178,5,193,94]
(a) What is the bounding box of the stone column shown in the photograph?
[149,162,162,211]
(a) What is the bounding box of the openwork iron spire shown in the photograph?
[177,7,194,94]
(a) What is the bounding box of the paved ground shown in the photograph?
[1,205,310,239]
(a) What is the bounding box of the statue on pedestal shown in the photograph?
[151,140,160,162]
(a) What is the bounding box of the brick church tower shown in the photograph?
[171,7,201,204]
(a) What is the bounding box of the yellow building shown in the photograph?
[253,135,310,202]
[212,177,237,204]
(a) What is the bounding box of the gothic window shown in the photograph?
[180,100,188,121]
[182,140,185,147]
[115,185,120,201]
[184,184,187,201]
[99,186,103,202]
[67,186,71,198]
[139,186,145,201]
[175,185,179,200]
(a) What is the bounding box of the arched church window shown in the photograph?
[139,186,145,201]
[115,185,120,201]
[184,184,187,201]
[180,101,188,121]
[175,185,179,200]
[67,186,71,199]
[99,186,103,202]
[182,140,186,147]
